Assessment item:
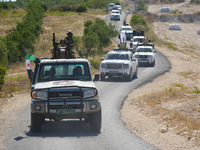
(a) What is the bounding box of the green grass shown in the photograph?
[193,87,200,94]
[166,42,178,50]
[171,9,182,14]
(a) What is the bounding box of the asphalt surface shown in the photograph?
[5,11,171,150]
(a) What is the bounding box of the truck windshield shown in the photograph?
[105,54,129,60]
[38,63,91,82]
[136,48,153,53]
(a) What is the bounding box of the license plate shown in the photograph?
[56,109,75,114]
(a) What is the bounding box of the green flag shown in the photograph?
[25,50,36,70]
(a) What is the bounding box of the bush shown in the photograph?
[49,4,87,13]
[4,0,47,62]
[0,63,6,92]
[137,1,148,11]
[130,14,149,31]
[90,60,100,69]
[171,9,182,14]
[0,2,9,9]
[0,38,8,67]
[76,5,87,12]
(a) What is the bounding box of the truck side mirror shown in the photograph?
[100,57,104,60]
[94,74,99,81]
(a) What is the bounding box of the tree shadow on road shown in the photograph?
[24,120,100,138]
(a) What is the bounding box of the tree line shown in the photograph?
[0,0,118,91]
[1,0,111,9]
[0,0,47,91]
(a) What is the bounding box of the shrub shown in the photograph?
[166,42,178,50]
[76,5,87,12]
[0,38,8,67]
[0,2,9,9]
[130,13,149,32]
[90,60,100,69]
[0,63,6,92]
[137,1,148,11]
[49,4,87,13]
[193,87,200,94]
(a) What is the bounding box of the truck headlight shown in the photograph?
[148,55,153,58]
[82,88,98,98]
[32,90,48,100]
[123,64,129,69]
[100,63,106,68]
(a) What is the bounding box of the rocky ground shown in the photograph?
[121,2,200,150]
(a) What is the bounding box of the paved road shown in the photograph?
[6,12,170,150]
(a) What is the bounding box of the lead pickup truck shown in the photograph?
[30,58,101,132]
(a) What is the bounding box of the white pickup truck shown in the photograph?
[100,51,138,81]
[133,46,156,67]
[30,58,101,132]
[131,36,145,51]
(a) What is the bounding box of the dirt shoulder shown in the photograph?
[121,4,200,150]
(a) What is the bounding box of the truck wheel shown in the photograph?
[31,113,41,132]
[100,74,105,81]
[126,69,132,81]
[89,109,102,132]
[133,67,138,79]
[151,60,155,67]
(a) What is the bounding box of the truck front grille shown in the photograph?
[48,87,83,101]
[139,55,148,58]
[49,91,82,99]
[107,64,122,69]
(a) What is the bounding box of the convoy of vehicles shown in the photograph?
[109,2,122,21]
[27,31,102,132]
[26,7,156,133]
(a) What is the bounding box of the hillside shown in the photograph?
[121,2,200,150]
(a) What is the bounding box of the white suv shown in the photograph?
[110,10,120,21]
[100,51,138,81]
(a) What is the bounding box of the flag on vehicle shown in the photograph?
[25,50,36,70]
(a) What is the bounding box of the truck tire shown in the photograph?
[89,109,102,132]
[100,74,105,81]
[151,60,155,67]
[31,113,41,132]
[125,69,132,81]
[133,67,138,79]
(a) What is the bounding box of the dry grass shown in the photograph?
[34,9,107,58]
[136,82,200,144]
[0,9,26,37]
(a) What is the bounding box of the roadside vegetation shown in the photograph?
[0,0,117,98]
[129,3,200,145]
